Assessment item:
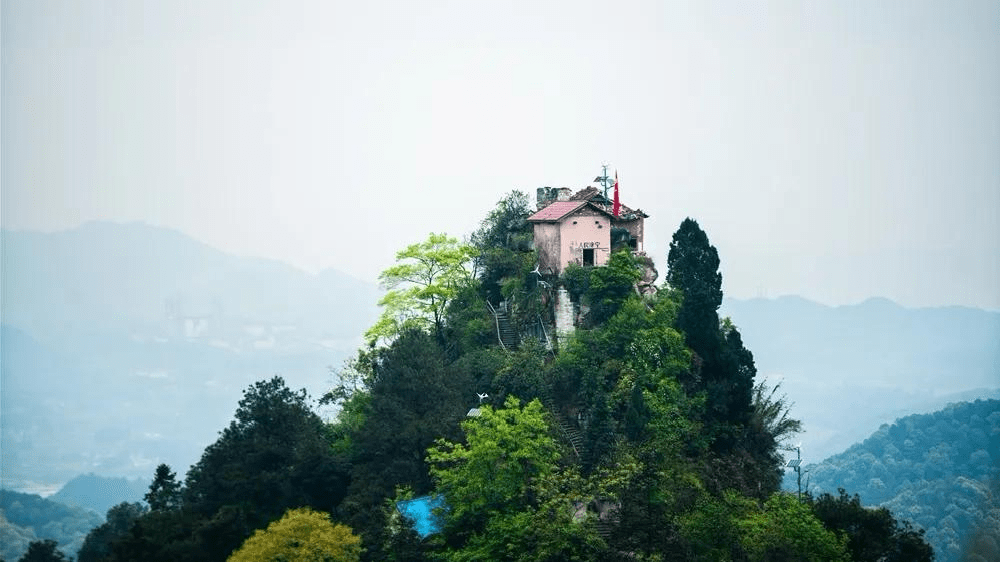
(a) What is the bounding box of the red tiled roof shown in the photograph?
[527,201,588,222]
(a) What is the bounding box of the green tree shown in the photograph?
[341,329,472,548]
[750,380,803,450]
[666,219,757,456]
[666,217,723,362]
[809,489,934,562]
[178,376,350,560]
[144,464,181,512]
[428,397,608,560]
[585,249,642,325]
[680,491,849,562]
[78,502,147,562]
[227,508,361,562]
[736,492,850,562]
[17,541,68,562]
[428,396,560,532]
[470,191,534,304]
[366,233,478,344]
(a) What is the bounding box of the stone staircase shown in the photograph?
[595,519,614,539]
[494,301,520,350]
[542,397,586,461]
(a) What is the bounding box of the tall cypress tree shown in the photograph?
[666,218,724,379]
[667,219,757,453]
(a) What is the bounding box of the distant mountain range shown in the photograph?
[721,295,1000,462]
[49,473,149,516]
[2,221,997,501]
[1,221,380,492]
[0,488,104,562]
[2,221,378,347]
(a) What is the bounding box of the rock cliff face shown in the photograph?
[636,254,659,296]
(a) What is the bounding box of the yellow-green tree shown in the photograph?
[366,233,477,345]
[227,508,361,562]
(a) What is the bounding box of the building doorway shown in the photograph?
[583,248,594,267]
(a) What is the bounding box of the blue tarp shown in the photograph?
[395,495,446,538]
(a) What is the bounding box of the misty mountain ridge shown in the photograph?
[2,220,378,351]
[720,294,999,462]
[48,473,149,516]
[2,221,380,492]
[2,221,996,505]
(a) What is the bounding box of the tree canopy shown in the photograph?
[144,464,181,512]
[73,198,936,562]
[366,232,477,345]
[227,508,361,562]
[666,217,723,359]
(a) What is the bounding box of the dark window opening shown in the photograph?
[583,248,595,267]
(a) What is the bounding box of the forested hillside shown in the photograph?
[806,399,1000,562]
[71,192,933,561]
[0,490,103,561]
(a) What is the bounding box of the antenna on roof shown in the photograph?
[596,162,612,198]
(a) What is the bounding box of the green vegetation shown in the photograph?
[227,508,361,562]
[77,503,146,562]
[16,539,71,562]
[0,490,102,562]
[69,194,934,561]
[806,399,1000,562]
[366,232,478,345]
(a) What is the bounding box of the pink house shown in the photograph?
[528,187,647,275]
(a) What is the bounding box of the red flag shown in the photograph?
[612,170,620,217]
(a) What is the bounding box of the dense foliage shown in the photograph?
[366,233,478,345]
[16,539,71,562]
[807,399,999,562]
[807,489,933,561]
[77,502,146,562]
[0,490,103,562]
[227,508,361,562]
[82,376,351,562]
[70,196,934,561]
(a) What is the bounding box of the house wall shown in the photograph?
[613,217,645,252]
[560,208,611,270]
[533,222,562,274]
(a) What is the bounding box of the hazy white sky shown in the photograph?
[3,1,998,309]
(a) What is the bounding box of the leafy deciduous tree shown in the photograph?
[470,191,534,304]
[428,396,560,532]
[585,249,642,326]
[227,508,361,562]
[366,233,477,344]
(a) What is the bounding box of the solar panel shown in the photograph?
[787,459,802,468]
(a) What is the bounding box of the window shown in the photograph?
[583,248,594,267]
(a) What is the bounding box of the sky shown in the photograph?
[3,0,998,310]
